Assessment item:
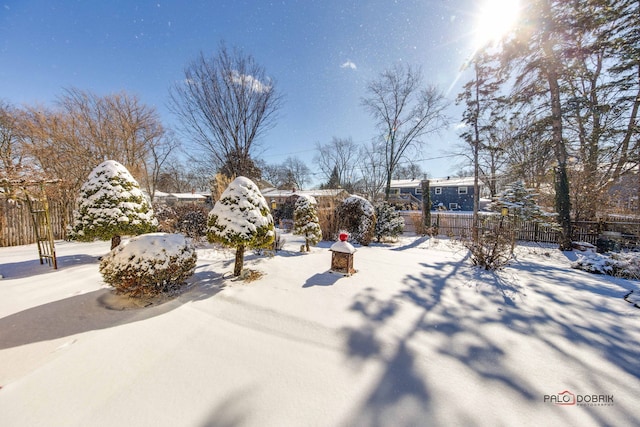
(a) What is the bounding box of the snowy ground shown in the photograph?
[1,233,639,427]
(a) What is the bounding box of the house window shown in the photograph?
[415,187,422,195]
[449,203,459,210]
[434,187,442,195]
[458,186,468,195]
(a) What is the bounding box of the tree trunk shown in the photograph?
[110,235,121,250]
[234,245,245,277]
[540,0,572,251]
[421,180,431,233]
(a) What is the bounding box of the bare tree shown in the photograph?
[257,156,310,190]
[0,101,33,184]
[362,63,449,200]
[169,42,282,179]
[140,130,181,200]
[314,136,359,190]
[280,156,311,189]
[19,89,165,191]
[356,140,387,202]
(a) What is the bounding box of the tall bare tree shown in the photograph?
[0,101,31,184]
[19,89,165,189]
[314,136,359,191]
[17,89,166,223]
[169,42,282,179]
[362,63,449,200]
[356,140,387,202]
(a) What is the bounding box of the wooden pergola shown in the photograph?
[1,178,60,269]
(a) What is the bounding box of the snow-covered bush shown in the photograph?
[207,176,275,276]
[99,233,197,297]
[336,195,376,246]
[68,160,157,249]
[293,195,322,251]
[572,251,640,279]
[374,202,404,242]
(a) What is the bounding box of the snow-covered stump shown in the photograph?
[99,232,197,297]
[330,233,356,276]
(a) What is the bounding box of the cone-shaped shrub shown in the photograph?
[293,194,322,251]
[68,160,157,248]
[207,176,275,276]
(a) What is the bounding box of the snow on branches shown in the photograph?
[67,160,157,247]
[293,194,322,251]
[207,176,274,276]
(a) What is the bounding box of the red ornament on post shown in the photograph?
[330,232,356,275]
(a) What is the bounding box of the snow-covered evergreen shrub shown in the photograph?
[490,181,557,226]
[293,195,322,251]
[572,251,640,279]
[99,233,197,297]
[207,176,275,276]
[374,202,404,241]
[336,195,376,246]
[68,160,157,248]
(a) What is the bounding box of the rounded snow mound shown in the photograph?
[99,232,197,297]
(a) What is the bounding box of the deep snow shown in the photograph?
[1,234,639,427]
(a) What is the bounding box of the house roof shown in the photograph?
[152,191,207,200]
[261,188,347,198]
[390,177,478,188]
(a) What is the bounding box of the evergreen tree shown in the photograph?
[374,202,404,242]
[68,160,158,249]
[501,0,574,249]
[491,181,557,226]
[323,166,341,189]
[293,195,322,251]
[336,195,376,246]
[207,176,274,276]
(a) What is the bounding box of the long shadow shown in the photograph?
[0,267,226,350]
[0,254,99,280]
[302,271,343,288]
[344,250,640,426]
[343,256,471,425]
[391,235,431,251]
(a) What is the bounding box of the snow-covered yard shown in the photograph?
[1,234,639,427]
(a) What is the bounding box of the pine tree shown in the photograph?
[374,202,404,242]
[492,181,557,225]
[68,160,157,249]
[207,176,274,276]
[293,195,322,252]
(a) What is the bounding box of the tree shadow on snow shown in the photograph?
[0,265,226,351]
[343,253,640,426]
[0,254,99,280]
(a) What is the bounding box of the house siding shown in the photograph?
[390,179,478,211]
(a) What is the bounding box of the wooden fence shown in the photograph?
[3,203,639,248]
[0,198,72,247]
[407,212,640,246]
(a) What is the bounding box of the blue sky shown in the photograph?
[0,0,486,185]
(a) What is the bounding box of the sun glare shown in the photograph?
[475,0,521,47]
